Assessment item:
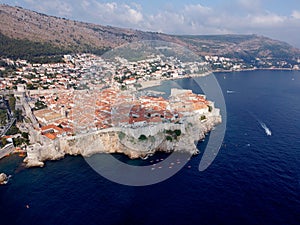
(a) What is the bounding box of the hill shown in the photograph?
[0,4,300,66]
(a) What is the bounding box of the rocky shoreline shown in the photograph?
[24,108,221,168]
[0,173,8,185]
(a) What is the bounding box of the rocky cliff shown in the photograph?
[24,110,221,167]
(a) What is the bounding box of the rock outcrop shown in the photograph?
[24,109,221,167]
[0,173,8,184]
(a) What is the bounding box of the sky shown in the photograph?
[1,0,300,47]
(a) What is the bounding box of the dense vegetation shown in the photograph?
[13,131,30,146]
[0,33,109,63]
[6,124,20,135]
[0,109,7,126]
[165,129,182,142]
[34,100,47,110]
[138,134,148,141]
[0,33,68,63]
[8,95,16,111]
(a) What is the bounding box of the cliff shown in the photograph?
[24,109,221,167]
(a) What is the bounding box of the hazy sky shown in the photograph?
[1,0,300,47]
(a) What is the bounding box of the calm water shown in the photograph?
[0,70,299,225]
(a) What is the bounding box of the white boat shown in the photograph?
[226,90,235,94]
[260,122,272,136]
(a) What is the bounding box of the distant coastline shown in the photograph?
[139,67,299,89]
[212,67,300,73]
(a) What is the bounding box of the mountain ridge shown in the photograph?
[1,4,299,64]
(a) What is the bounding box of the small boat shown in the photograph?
[226,90,235,94]
[260,122,272,136]
[141,155,149,160]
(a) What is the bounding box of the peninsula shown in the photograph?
[25,88,221,167]
[0,47,222,168]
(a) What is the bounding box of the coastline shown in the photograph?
[23,86,222,168]
[139,71,212,90]
[139,67,299,90]
[212,67,300,73]
[24,111,222,168]
[1,69,299,225]
[12,67,298,167]
[139,79,162,89]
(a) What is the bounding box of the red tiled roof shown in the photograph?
[41,124,64,134]
[63,127,73,133]
[44,132,57,140]
[148,117,162,123]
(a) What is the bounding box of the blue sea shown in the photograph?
[0,70,299,225]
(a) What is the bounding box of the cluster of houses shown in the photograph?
[0,54,215,141]
[0,53,210,92]
[1,52,299,92]
[31,87,212,140]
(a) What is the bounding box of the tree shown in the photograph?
[21,132,29,139]
[15,109,23,122]
[174,129,182,137]
[7,124,20,135]
[8,95,16,111]
[0,110,7,126]
[200,115,206,121]
[1,138,7,147]
[138,134,147,141]
[166,136,173,142]
[34,100,47,110]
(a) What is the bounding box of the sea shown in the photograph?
[0,70,299,225]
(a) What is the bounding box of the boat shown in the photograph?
[141,154,149,160]
[226,90,235,94]
[260,122,272,136]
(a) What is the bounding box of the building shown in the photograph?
[41,124,66,140]
[34,109,65,125]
